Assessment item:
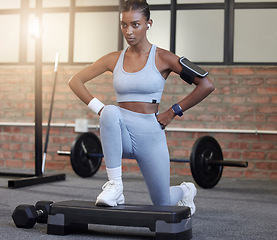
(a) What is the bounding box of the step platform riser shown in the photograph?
[47,200,192,240]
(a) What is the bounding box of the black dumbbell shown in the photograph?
[12,201,53,228]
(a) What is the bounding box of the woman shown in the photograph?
[69,0,214,215]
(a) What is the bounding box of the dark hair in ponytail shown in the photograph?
[121,0,150,21]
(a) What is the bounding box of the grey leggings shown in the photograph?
[99,105,183,206]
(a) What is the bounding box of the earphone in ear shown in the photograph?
[147,24,151,29]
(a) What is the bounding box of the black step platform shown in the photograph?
[47,200,192,240]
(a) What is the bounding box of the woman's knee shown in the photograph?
[100,105,121,126]
[101,105,120,116]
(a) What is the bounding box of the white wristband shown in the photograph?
[87,98,105,114]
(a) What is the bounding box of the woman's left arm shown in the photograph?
[177,75,215,113]
[156,51,215,129]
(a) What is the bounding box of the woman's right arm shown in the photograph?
[68,52,119,105]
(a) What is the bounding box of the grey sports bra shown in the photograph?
[113,44,166,103]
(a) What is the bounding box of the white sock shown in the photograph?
[106,166,122,184]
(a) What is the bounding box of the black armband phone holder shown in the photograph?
[179,57,208,84]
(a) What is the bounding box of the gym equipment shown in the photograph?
[190,136,223,189]
[0,53,66,188]
[47,200,192,240]
[70,132,102,178]
[42,53,59,173]
[12,201,53,228]
[57,132,248,188]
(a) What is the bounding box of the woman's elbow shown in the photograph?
[68,76,77,90]
[204,76,215,93]
[68,77,73,88]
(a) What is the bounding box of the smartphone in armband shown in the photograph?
[179,57,208,78]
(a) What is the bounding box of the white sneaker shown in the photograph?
[95,180,125,207]
[177,182,197,215]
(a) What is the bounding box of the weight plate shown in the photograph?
[190,136,223,188]
[70,132,102,178]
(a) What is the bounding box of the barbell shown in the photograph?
[57,132,248,189]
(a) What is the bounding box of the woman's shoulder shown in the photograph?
[104,50,122,61]
[155,46,179,61]
[97,50,122,72]
[155,46,180,70]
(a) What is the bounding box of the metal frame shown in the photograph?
[0,0,277,65]
[0,0,66,188]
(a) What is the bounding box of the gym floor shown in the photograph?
[0,171,276,240]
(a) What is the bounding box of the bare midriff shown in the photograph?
[118,102,159,114]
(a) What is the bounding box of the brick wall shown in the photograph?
[0,65,276,181]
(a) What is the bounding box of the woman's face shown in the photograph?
[120,10,150,46]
